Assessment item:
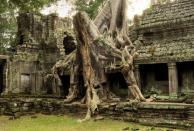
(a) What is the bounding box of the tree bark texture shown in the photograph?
[50,0,149,121]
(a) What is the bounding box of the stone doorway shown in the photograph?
[60,75,70,97]
[60,75,85,98]
[177,61,194,95]
[139,64,169,96]
[0,59,6,94]
[108,72,128,99]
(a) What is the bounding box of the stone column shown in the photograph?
[134,65,141,89]
[168,63,178,98]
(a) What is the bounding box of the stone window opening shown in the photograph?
[63,32,76,55]
[143,32,154,37]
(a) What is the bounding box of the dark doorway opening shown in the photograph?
[18,34,24,45]
[63,32,76,55]
[177,61,194,94]
[59,75,85,98]
[60,75,70,97]
[140,64,169,96]
[108,72,128,99]
[0,59,6,94]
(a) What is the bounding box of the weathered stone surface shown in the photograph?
[132,0,194,99]
[0,1,193,130]
[139,0,194,29]
[1,12,74,96]
[0,97,193,129]
[134,0,194,64]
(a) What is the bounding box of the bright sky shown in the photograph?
[127,0,151,19]
[41,0,74,17]
[41,0,151,20]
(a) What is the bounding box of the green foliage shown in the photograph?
[75,0,104,19]
[8,0,57,12]
[0,10,17,53]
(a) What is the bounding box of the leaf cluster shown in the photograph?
[75,0,104,19]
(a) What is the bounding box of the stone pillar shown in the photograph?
[168,63,178,98]
[134,65,141,89]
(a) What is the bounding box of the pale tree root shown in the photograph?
[128,85,155,102]
[129,85,146,101]
[96,84,120,102]
[79,86,100,122]
[64,84,79,103]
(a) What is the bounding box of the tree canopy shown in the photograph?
[74,0,104,19]
[0,0,58,13]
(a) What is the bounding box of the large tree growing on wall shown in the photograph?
[52,0,150,122]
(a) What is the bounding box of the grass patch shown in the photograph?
[0,114,183,131]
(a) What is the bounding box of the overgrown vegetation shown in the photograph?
[74,0,104,19]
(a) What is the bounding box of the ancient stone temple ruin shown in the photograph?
[0,12,72,95]
[134,0,194,99]
[0,0,194,129]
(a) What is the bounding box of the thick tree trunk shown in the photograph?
[72,11,147,121]
[121,46,146,101]
[73,12,101,121]
[94,0,128,34]
[51,0,151,121]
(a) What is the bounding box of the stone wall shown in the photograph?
[135,37,194,64]
[134,0,194,64]
[17,12,72,55]
[132,0,194,98]
[0,97,193,129]
[139,0,194,29]
[139,64,169,97]
[2,12,73,95]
